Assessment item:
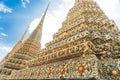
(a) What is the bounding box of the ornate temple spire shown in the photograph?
[0,26,29,65]
[29,3,49,42]
[10,26,29,53]
[38,2,50,28]
[20,25,29,42]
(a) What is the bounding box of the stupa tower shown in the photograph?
[29,3,49,42]
[10,25,29,53]
[2,4,49,70]
[0,26,29,66]
[0,26,28,79]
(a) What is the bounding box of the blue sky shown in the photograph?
[0,0,120,61]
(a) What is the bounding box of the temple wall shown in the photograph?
[100,59,120,80]
[0,75,8,80]
[9,54,101,79]
[8,55,120,80]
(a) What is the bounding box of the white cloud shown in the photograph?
[0,32,8,37]
[29,18,40,33]
[0,44,11,61]
[21,0,30,8]
[94,0,120,20]
[0,3,12,13]
[0,46,10,53]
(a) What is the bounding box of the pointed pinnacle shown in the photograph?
[38,2,50,27]
[20,25,29,42]
[28,3,49,42]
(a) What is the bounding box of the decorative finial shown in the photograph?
[20,25,29,42]
[37,2,50,28]
[29,3,50,42]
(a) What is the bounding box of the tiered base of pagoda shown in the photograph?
[0,74,8,80]
[8,54,120,80]
[0,68,12,80]
[8,78,103,80]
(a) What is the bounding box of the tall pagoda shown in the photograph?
[0,25,28,79]
[0,0,120,80]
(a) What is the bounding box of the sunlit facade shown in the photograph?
[0,0,120,80]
